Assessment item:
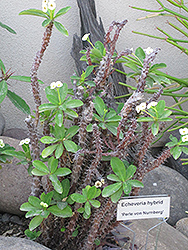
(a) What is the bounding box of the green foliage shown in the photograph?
[0,21,16,34]
[166,134,188,159]
[102,158,143,202]
[71,185,101,219]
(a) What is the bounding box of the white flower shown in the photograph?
[144,47,153,55]
[40,201,48,208]
[101,178,105,184]
[179,128,188,136]
[50,81,57,89]
[140,102,146,111]
[48,1,56,10]
[182,135,188,142]
[24,138,30,144]
[0,139,5,148]
[147,101,158,109]
[42,3,48,12]
[56,81,63,88]
[136,105,141,113]
[95,181,102,188]
[19,139,25,146]
[82,33,90,41]
[42,0,48,4]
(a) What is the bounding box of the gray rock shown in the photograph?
[0,136,32,215]
[176,217,188,238]
[3,128,28,140]
[118,218,188,250]
[10,215,23,225]
[1,213,11,223]
[139,165,188,225]
[0,112,5,135]
[0,236,51,250]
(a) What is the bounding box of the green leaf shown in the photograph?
[128,180,144,188]
[64,108,78,118]
[41,144,58,158]
[0,59,6,74]
[171,146,182,160]
[110,187,123,203]
[65,99,83,109]
[150,63,166,71]
[54,6,71,19]
[91,48,103,58]
[107,174,121,182]
[182,147,188,155]
[85,66,94,78]
[135,47,145,62]
[106,115,121,122]
[126,165,137,180]
[77,207,85,213]
[28,196,41,208]
[151,122,159,136]
[54,21,68,36]
[49,174,63,194]
[71,193,87,203]
[86,124,93,132]
[102,182,122,197]
[83,211,90,219]
[55,110,64,127]
[0,80,8,104]
[39,103,57,112]
[54,167,71,177]
[33,160,50,174]
[58,83,68,103]
[26,209,42,218]
[61,179,70,198]
[48,205,72,218]
[0,21,16,34]
[24,229,41,240]
[7,90,30,114]
[45,86,59,105]
[40,191,53,205]
[20,202,35,211]
[111,157,126,182]
[123,182,132,195]
[169,134,178,143]
[31,169,48,176]
[55,143,64,159]
[65,126,79,139]
[19,9,48,18]
[57,201,68,210]
[159,110,172,119]
[40,136,58,144]
[89,199,101,208]
[53,124,65,139]
[137,117,154,122]
[85,201,91,215]
[93,96,105,117]
[3,150,25,160]
[42,19,51,27]
[156,100,165,116]
[29,216,43,231]
[87,186,97,200]
[63,140,77,153]
[10,75,44,84]
[95,41,104,55]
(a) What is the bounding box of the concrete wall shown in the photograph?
[1,0,187,130]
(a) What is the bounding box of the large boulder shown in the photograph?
[176,217,188,238]
[0,136,32,215]
[115,219,188,250]
[139,165,188,225]
[0,236,51,250]
[3,128,28,140]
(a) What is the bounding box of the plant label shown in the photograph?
[117,195,170,221]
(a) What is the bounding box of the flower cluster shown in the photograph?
[50,81,63,89]
[179,128,188,142]
[136,101,157,113]
[95,178,105,188]
[40,201,48,208]
[42,0,56,12]
[144,47,154,55]
[0,139,5,148]
[19,138,30,146]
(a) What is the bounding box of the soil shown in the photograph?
[0,212,137,250]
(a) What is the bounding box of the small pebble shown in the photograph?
[2,213,11,223]
[10,215,23,225]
